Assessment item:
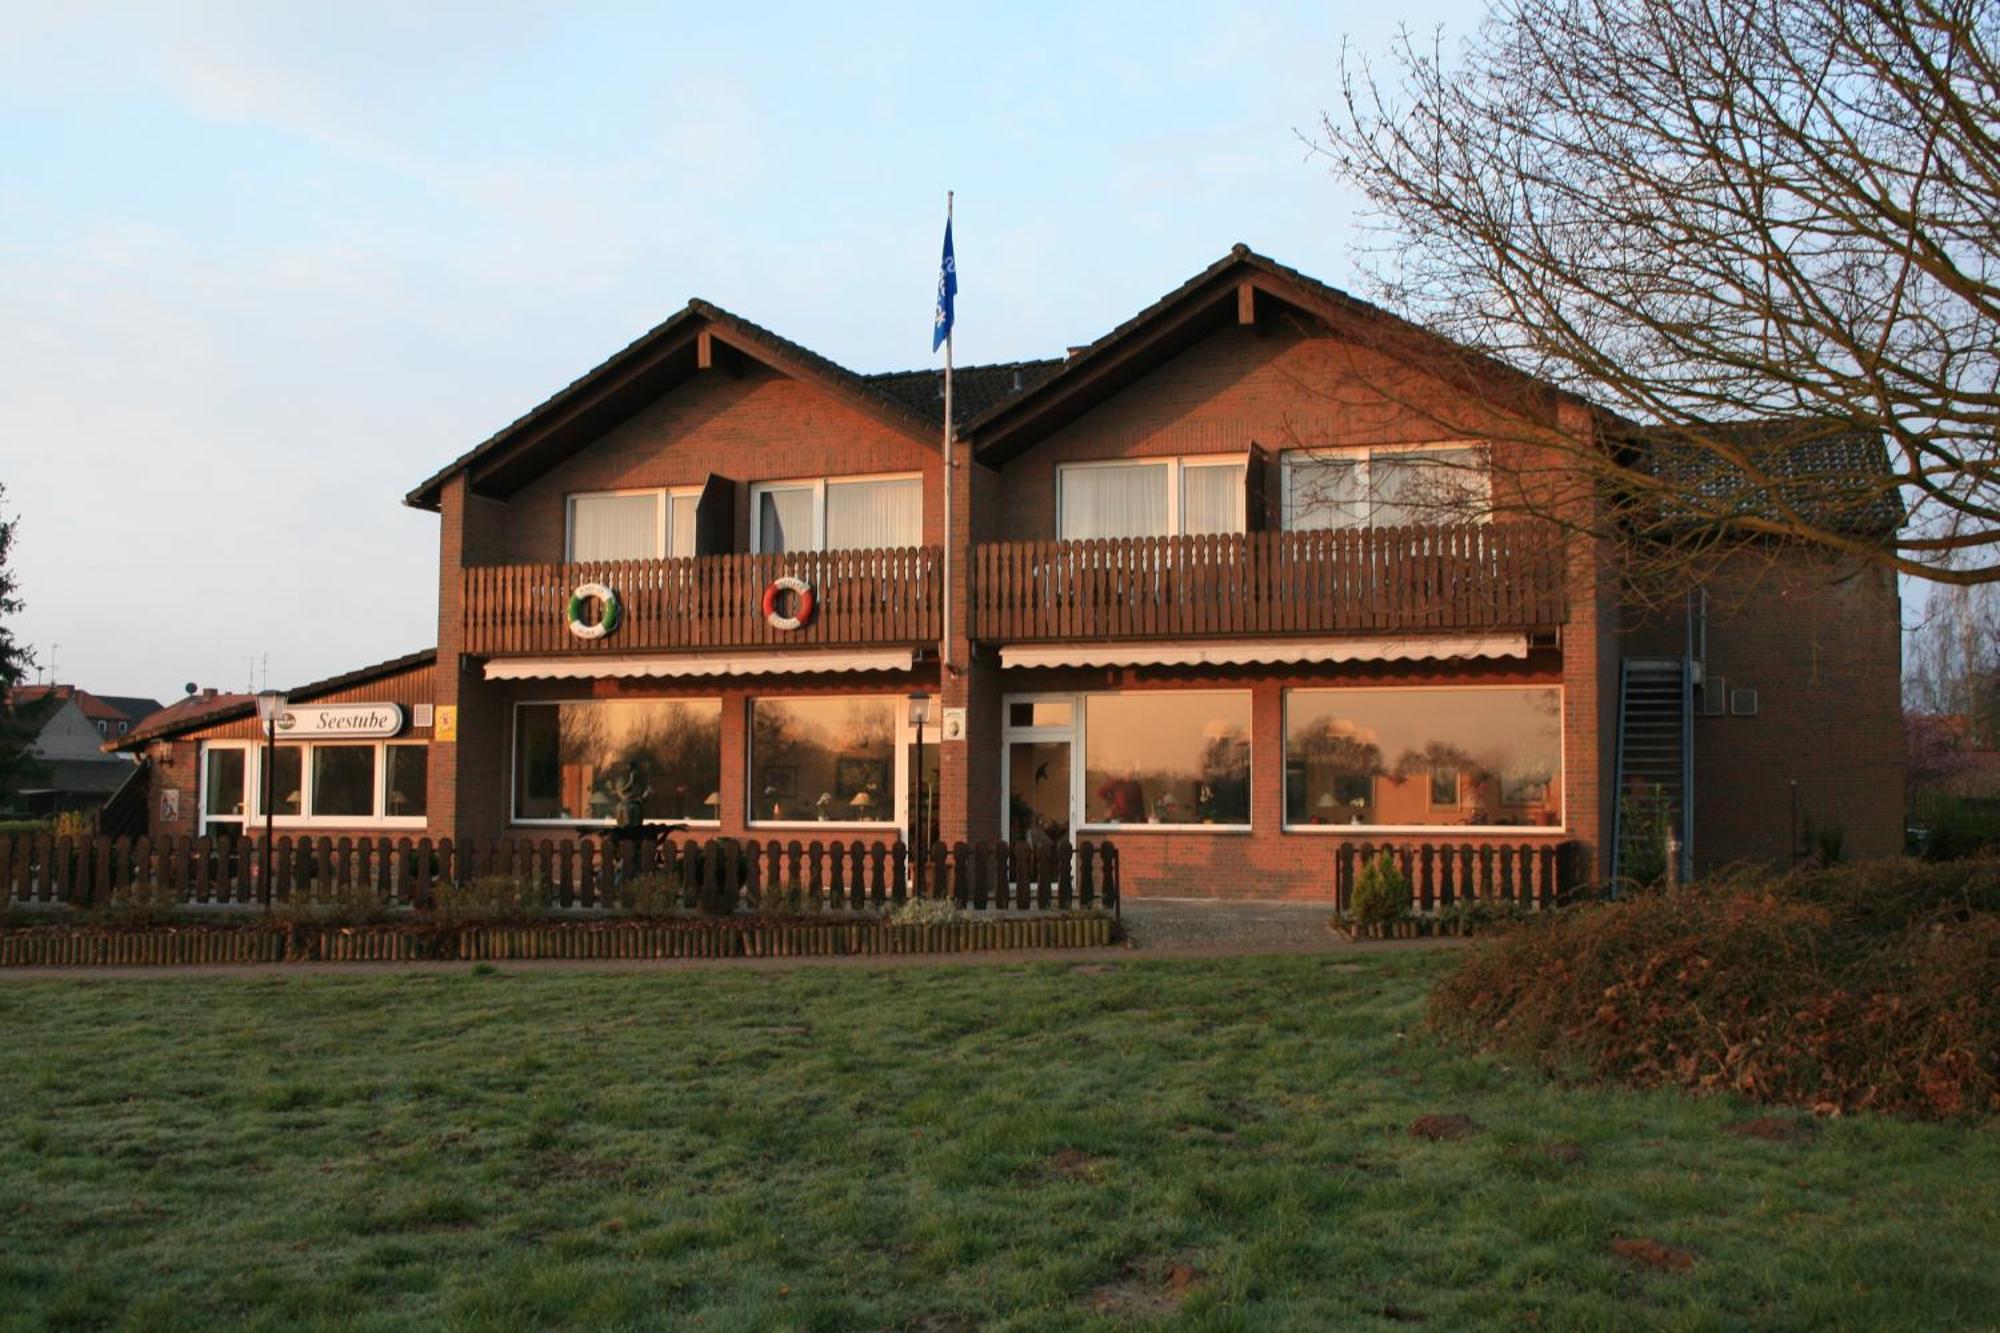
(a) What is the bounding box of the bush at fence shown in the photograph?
[1348,852,1413,928]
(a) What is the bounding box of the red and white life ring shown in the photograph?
[762,575,816,631]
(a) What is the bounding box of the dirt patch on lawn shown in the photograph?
[1083,1257,1201,1317]
[1408,1113,1480,1141]
[1609,1236,1697,1273]
[1724,1116,1817,1145]
[1022,1148,1108,1185]
[1543,1139,1587,1164]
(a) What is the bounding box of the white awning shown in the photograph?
[484,648,916,681]
[998,634,1530,670]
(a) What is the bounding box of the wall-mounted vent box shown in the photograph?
[1729,687,1760,717]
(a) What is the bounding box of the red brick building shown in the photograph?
[119,246,1904,894]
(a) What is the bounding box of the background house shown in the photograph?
[5,685,161,818]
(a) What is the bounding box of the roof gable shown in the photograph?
[958,244,1574,465]
[405,304,949,510]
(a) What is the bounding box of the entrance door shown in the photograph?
[1006,739,1071,845]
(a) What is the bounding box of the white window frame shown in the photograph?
[746,694,919,831]
[999,689,1254,835]
[748,472,924,554]
[1054,455,1246,541]
[508,697,725,829]
[196,740,252,835]
[564,485,705,562]
[1279,442,1492,531]
[1279,684,1567,835]
[201,739,429,831]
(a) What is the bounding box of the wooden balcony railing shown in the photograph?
[463,546,941,656]
[972,524,1565,642]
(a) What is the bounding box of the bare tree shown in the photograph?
[1313,0,2000,586]
[1905,582,2000,724]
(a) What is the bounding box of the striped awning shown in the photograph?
[997,633,1530,671]
[484,648,916,681]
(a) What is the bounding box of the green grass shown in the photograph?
[0,952,1995,1331]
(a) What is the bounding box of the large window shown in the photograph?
[567,488,701,562]
[1056,457,1246,540]
[752,475,922,553]
[201,740,428,831]
[1284,687,1562,830]
[513,699,721,824]
[749,697,898,824]
[1283,446,1488,530]
[1081,691,1251,828]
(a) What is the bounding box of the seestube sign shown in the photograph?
[276,704,405,739]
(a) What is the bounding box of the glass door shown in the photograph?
[1006,739,1071,845]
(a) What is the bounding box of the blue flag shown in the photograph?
[932,217,956,352]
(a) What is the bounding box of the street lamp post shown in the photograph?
[254,690,286,909]
[907,690,932,894]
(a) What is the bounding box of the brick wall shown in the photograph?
[497,364,942,562]
[1622,549,1905,870]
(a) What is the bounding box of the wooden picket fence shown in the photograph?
[1331,838,1579,913]
[0,833,1119,916]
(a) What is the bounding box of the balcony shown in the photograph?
[463,546,942,656]
[971,523,1565,643]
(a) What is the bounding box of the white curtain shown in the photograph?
[1060,463,1169,540]
[758,486,817,553]
[826,477,922,550]
[666,492,700,558]
[1182,463,1246,535]
[569,493,660,561]
[1372,449,1483,526]
[1284,455,1364,531]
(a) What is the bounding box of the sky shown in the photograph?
[2,0,1485,705]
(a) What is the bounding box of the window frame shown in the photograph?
[1054,455,1247,541]
[999,689,1255,835]
[1279,684,1567,835]
[745,694,919,831]
[199,739,430,832]
[564,485,705,562]
[508,697,725,828]
[747,471,925,554]
[1279,442,1491,531]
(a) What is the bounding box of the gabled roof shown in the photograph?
[114,649,436,750]
[864,360,1064,427]
[8,686,160,725]
[405,301,956,511]
[956,244,1582,465]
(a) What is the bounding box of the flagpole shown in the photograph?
[941,190,955,679]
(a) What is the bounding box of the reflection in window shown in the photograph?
[514,700,722,823]
[750,697,896,823]
[204,748,245,818]
[269,747,303,816]
[1284,687,1562,828]
[1284,447,1488,529]
[1082,692,1250,827]
[311,746,376,818]
[387,746,428,818]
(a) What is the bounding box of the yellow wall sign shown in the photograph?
[434,705,458,742]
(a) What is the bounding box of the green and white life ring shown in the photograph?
[567,582,621,640]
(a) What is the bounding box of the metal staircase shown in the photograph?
[1611,657,1693,885]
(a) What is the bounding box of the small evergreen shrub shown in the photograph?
[887,897,963,926]
[1349,852,1412,927]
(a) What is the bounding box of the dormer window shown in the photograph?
[1282,445,1490,530]
[566,488,701,562]
[751,474,922,553]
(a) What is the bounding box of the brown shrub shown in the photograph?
[1429,860,2000,1119]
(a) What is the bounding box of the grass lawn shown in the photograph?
[1,952,1995,1331]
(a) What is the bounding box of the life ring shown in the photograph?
[762,575,816,631]
[566,582,621,640]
